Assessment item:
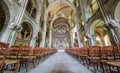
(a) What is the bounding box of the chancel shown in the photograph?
[0,0,120,73]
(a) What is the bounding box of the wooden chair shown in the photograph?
[105,61,120,73]
[81,47,88,65]
[0,42,19,73]
[116,44,120,60]
[100,46,118,73]
[87,46,101,73]
[19,46,36,72]
[7,46,21,60]
[33,47,43,63]
[0,43,6,73]
[0,56,5,73]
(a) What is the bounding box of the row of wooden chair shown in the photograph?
[65,45,120,73]
[0,42,57,73]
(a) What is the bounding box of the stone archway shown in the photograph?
[40,0,77,48]
[90,20,111,46]
[0,1,10,34]
[0,4,6,32]
[15,22,33,46]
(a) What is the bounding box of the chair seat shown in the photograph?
[107,57,114,60]
[0,55,4,58]
[34,54,42,56]
[5,60,18,65]
[101,56,107,59]
[92,57,100,60]
[0,61,2,64]
[7,56,17,58]
[23,56,36,59]
[30,56,36,59]
[87,57,92,59]
[82,55,87,57]
[106,61,120,67]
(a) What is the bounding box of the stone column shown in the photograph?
[86,34,96,46]
[0,23,14,43]
[104,25,119,44]
[48,32,52,48]
[96,0,120,43]
[75,15,83,47]
[70,30,74,47]
[9,0,28,46]
[0,0,28,44]
[39,0,48,47]
[68,17,74,48]
[79,0,95,47]
[35,0,44,24]
[30,31,38,48]
[40,14,48,47]
[48,15,57,48]
[111,21,120,42]
[48,24,53,48]
[9,30,18,46]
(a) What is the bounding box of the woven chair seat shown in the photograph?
[5,60,18,65]
[106,61,120,67]
[23,56,36,59]
[92,57,100,60]
[0,61,2,64]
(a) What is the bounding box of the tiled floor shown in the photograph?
[5,52,92,73]
[28,52,92,73]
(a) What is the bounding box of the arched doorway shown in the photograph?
[0,1,10,35]
[0,4,6,32]
[52,20,71,49]
[42,0,76,49]
[90,20,111,46]
[15,22,33,46]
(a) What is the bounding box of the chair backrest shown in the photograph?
[7,46,20,59]
[101,46,114,60]
[21,45,32,56]
[0,42,9,56]
[0,42,8,71]
[82,47,88,56]
[33,47,41,55]
[117,43,120,55]
[10,46,20,55]
[88,46,100,57]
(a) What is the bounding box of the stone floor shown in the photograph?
[5,52,92,73]
[28,52,92,73]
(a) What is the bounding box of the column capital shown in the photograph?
[86,34,94,39]
[8,23,17,30]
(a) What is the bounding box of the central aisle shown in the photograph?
[28,52,92,73]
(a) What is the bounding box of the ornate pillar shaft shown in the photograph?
[75,15,83,47]
[9,31,17,46]
[40,14,48,47]
[87,34,96,46]
[114,27,120,43]
[96,0,109,23]
[79,0,96,46]
[0,25,12,43]
[70,30,74,47]
[9,0,29,46]
[29,1,44,47]
[97,0,120,43]
[48,24,53,48]
[15,0,28,26]
[0,0,28,44]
